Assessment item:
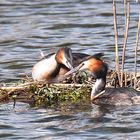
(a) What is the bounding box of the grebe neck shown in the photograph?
[91,77,106,100]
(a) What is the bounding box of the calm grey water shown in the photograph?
[1,102,140,140]
[0,0,140,139]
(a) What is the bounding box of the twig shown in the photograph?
[0,83,89,92]
[57,63,84,82]
[121,2,130,87]
[91,90,105,101]
[39,49,44,58]
[113,0,121,86]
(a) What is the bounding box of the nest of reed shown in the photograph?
[0,70,140,107]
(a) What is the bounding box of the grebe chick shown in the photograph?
[78,54,140,106]
[32,47,73,82]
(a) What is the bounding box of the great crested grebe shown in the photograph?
[32,47,73,82]
[32,46,99,82]
[77,53,140,106]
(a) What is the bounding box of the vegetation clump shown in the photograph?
[0,70,140,107]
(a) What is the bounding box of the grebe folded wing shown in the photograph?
[92,87,140,106]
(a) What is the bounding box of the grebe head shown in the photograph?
[79,53,107,77]
[79,53,108,100]
[56,47,73,69]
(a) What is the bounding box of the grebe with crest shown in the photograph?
[32,47,100,82]
[32,47,73,82]
[76,53,140,106]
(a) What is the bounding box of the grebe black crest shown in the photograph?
[32,47,73,82]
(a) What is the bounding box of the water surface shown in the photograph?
[0,0,140,139]
[0,0,139,82]
[1,102,140,140]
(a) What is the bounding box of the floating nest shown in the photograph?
[0,70,140,107]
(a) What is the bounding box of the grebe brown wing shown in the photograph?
[92,87,140,106]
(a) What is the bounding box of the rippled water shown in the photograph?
[0,0,140,139]
[0,0,140,82]
[1,102,140,140]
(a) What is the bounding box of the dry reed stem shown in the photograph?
[125,72,127,86]
[134,13,140,88]
[113,0,121,86]
[130,73,133,87]
[121,2,130,87]
[124,0,127,23]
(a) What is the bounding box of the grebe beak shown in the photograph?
[64,63,84,76]
[58,58,73,70]
[59,50,73,69]
[63,47,73,69]
[65,60,73,69]
[65,47,73,69]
